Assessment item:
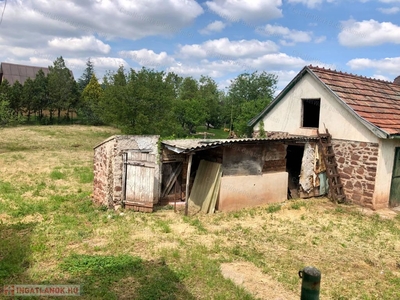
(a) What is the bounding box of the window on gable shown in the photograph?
[302,99,320,128]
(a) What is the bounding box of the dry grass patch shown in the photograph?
[0,125,399,299]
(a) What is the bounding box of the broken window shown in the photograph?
[302,99,320,128]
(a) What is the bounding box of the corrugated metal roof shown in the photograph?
[162,135,317,153]
[0,62,50,85]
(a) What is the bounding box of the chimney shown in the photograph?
[394,76,400,85]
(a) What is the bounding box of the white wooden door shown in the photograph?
[123,151,156,211]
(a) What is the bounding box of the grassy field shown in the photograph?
[0,125,400,299]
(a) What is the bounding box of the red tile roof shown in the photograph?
[308,65,400,135]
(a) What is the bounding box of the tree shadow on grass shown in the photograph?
[0,222,35,287]
[60,254,196,300]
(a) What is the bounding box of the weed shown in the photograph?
[60,253,142,275]
[49,169,66,180]
[266,204,281,213]
[155,219,172,233]
[290,200,307,210]
[182,216,208,233]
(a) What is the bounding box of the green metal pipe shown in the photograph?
[299,266,321,300]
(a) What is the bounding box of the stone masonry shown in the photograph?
[332,139,379,209]
[93,135,160,210]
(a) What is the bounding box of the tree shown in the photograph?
[32,69,48,120]
[79,74,103,125]
[0,79,11,97]
[199,75,221,129]
[22,77,35,121]
[227,71,277,136]
[99,68,181,136]
[173,77,207,134]
[0,93,19,127]
[9,81,23,116]
[47,56,77,122]
[78,58,95,92]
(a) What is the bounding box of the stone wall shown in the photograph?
[93,136,115,208]
[332,139,379,209]
[93,135,160,210]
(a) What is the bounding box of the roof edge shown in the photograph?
[249,65,390,139]
[248,66,309,127]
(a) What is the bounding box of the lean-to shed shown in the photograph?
[93,134,324,213]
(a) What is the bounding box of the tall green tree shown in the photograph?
[199,75,221,129]
[173,76,206,134]
[22,78,35,121]
[0,93,19,127]
[79,74,103,125]
[47,56,77,122]
[32,69,48,120]
[9,81,23,116]
[0,79,11,99]
[227,71,277,136]
[99,68,180,136]
[78,58,95,92]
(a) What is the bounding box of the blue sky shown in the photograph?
[0,0,399,92]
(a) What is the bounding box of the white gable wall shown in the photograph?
[254,73,379,144]
[374,139,400,209]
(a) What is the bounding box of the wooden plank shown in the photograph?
[188,160,222,214]
[161,163,182,197]
[185,154,193,216]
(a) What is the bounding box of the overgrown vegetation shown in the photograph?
[0,126,399,299]
[0,58,276,137]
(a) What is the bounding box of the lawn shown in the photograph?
[0,125,399,299]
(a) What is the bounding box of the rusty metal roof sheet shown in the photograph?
[162,135,317,153]
[0,62,50,85]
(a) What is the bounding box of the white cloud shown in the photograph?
[314,36,326,43]
[48,36,111,54]
[179,38,279,59]
[257,24,326,45]
[371,74,391,81]
[199,21,226,35]
[3,0,203,42]
[347,57,400,75]
[205,0,282,23]
[257,24,312,45]
[287,0,337,8]
[119,49,176,67]
[338,19,400,47]
[378,7,400,14]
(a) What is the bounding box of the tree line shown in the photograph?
[0,56,278,137]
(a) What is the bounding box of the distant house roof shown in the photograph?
[0,62,50,85]
[249,65,400,138]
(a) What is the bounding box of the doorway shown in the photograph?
[286,144,305,199]
[390,147,400,207]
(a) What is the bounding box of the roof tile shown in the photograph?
[309,66,400,136]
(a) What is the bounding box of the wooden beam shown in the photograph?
[161,163,182,197]
[185,153,193,216]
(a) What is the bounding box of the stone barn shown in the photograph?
[93,135,160,212]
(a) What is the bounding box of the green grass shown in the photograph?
[0,125,400,299]
[196,126,230,139]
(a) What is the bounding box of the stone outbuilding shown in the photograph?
[93,133,325,213]
[93,135,160,212]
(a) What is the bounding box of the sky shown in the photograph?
[0,0,399,93]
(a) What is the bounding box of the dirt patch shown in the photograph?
[220,262,298,300]
[21,213,44,223]
[357,206,399,219]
